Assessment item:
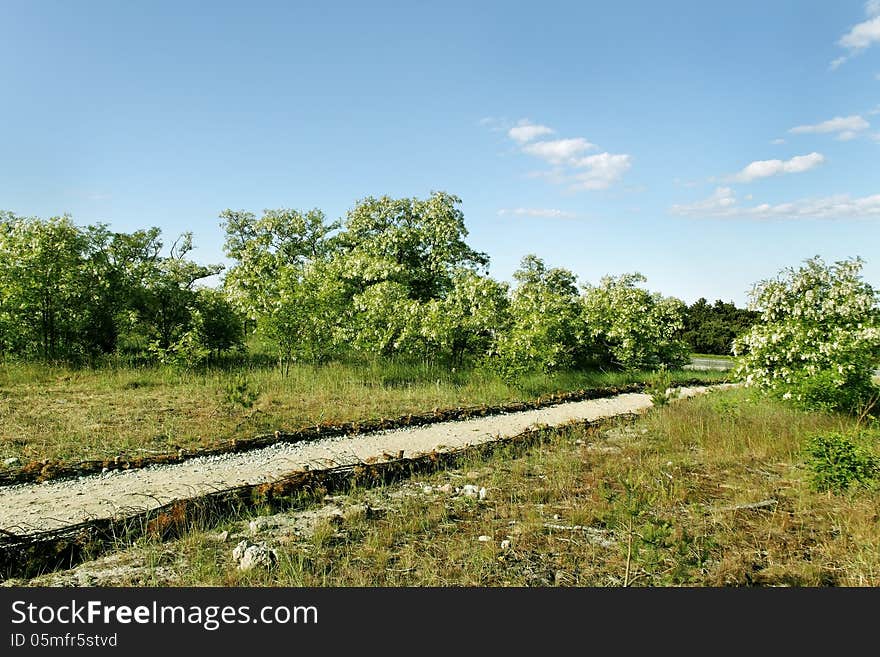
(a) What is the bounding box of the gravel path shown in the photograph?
[0,385,724,536]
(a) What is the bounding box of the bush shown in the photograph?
[779,369,879,415]
[734,256,880,414]
[804,432,879,492]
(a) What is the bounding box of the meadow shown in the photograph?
[0,359,727,466]
[15,387,878,587]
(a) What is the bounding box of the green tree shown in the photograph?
[0,214,93,359]
[333,191,489,302]
[581,272,690,370]
[221,207,341,371]
[491,255,585,378]
[421,270,510,365]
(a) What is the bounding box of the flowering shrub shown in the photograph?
[733,256,880,412]
[580,273,690,371]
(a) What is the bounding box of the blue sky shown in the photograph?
[1,0,879,306]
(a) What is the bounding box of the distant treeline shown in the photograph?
[682,298,759,356]
[0,193,754,373]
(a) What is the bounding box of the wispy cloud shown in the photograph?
[671,187,880,220]
[830,2,880,68]
[789,115,870,140]
[507,119,555,143]
[729,152,825,183]
[491,117,631,192]
[770,138,786,145]
[498,207,577,219]
[522,137,596,164]
[569,153,632,190]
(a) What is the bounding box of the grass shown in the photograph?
[689,353,736,361]
[18,387,879,587]
[0,360,727,466]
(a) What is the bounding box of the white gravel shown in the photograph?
[0,385,726,536]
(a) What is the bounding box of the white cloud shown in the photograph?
[497,207,576,219]
[671,188,880,220]
[522,137,596,164]
[771,138,786,145]
[789,115,869,139]
[671,187,737,214]
[494,118,630,191]
[568,153,632,190]
[831,3,880,67]
[840,16,880,50]
[730,152,824,182]
[508,120,555,143]
[868,104,880,115]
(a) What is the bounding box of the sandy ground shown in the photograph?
[0,385,727,536]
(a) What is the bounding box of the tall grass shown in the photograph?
[0,359,726,465]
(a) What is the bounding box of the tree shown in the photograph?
[682,297,758,355]
[581,272,690,370]
[733,256,880,412]
[0,214,93,359]
[333,191,489,302]
[491,255,585,378]
[129,232,223,352]
[221,207,341,371]
[421,270,510,365]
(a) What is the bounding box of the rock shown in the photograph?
[438,483,453,494]
[477,535,492,542]
[2,457,19,467]
[553,514,561,521]
[500,539,511,550]
[248,517,277,533]
[465,471,481,480]
[422,485,433,494]
[461,484,481,498]
[209,530,229,543]
[478,487,487,500]
[232,540,278,571]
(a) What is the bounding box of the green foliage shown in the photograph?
[682,298,758,356]
[733,256,880,414]
[490,255,585,379]
[778,368,879,415]
[581,272,690,371]
[222,376,260,410]
[646,365,674,407]
[421,271,510,365]
[334,191,489,301]
[804,432,879,492]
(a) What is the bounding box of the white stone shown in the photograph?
[500,540,511,550]
[2,457,19,466]
[478,487,487,500]
[233,540,277,571]
[477,535,492,542]
[462,484,480,498]
[422,485,433,494]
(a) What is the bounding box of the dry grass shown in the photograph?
[16,387,879,587]
[0,360,725,465]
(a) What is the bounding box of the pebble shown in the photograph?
[422,485,433,494]
[500,539,511,550]
[3,457,19,467]
[478,487,487,500]
[477,535,492,542]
